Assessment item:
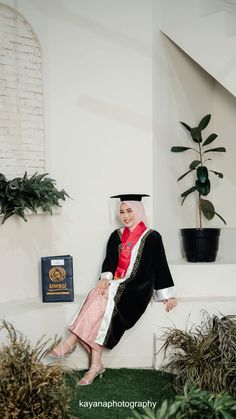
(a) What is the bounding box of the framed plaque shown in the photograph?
[41,255,74,302]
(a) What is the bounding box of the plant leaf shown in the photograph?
[2,211,14,224]
[180,121,191,132]
[198,114,211,131]
[177,169,195,181]
[189,160,201,169]
[200,198,215,220]
[191,127,202,143]
[203,147,226,154]
[171,146,196,152]
[156,400,168,418]
[197,166,208,183]
[202,133,218,146]
[209,170,223,178]
[215,212,227,225]
[195,179,211,196]
[180,186,197,203]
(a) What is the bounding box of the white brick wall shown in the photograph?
[0,3,45,178]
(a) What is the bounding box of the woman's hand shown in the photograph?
[162,298,177,312]
[96,278,109,295]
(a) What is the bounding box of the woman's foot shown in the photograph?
[78,364,106,386]
[49,339,77,359]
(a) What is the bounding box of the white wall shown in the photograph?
[0,0,153,302]
[158,0,236,97]
[1,0,236,368]
[153,0,236,262]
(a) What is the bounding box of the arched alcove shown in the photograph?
[0,2,45,177]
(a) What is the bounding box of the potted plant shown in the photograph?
[171,114,226,262]
[0,171,69,224]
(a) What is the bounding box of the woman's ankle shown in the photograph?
[66,334,78,346]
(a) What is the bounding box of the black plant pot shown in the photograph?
[180,228,221,262]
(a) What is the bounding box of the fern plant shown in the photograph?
[0,172,69,224]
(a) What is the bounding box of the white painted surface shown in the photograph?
[0,0,235,369]
[153,0,236,261]
[1,263,236,368]
[0,0,152,302]
[158,0,236,97]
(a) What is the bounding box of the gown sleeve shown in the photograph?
[152,231,176,302]
[99,230,120,282]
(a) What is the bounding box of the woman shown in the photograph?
[50,194,177,385]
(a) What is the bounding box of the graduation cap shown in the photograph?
[110,194,150,201]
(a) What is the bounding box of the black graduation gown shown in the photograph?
[98,228,174,349]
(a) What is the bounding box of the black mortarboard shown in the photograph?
[110,194,150,201]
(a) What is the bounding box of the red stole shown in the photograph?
[114,221,147,279]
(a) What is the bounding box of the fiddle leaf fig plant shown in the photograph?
[0,172,69,224]
[171,114,226,228]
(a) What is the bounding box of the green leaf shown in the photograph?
[191,127,202,143]
[195,179,211,196]
[61,189,70,198]
[209,170,223,178]
[32,173,49,182]
[14,209,27,222]
[171,146,196,152]
[29,172,38,179]
[200,198,215,220]
[180,121,191,132]
[0,173,7,183]
[198,114,211,131]
[2,211,14,224]
[202,133,217,146]
[215,212,227,225]
[197,166,208,183]
[189,160,201,169]
[130,409,155,419]
[130,410,143,419]
[181,186,197,201]
[203,147,226,154]
[157,400,168,418]
[220,413,233,419]
[8,180,21,190]
[181,195,188,205]
[177,169,195,181]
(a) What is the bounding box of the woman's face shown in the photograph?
[119,203,136,229]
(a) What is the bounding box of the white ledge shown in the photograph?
[0,295,81,310]
[169,259,236,265]
[0,206,62,218]
[25,207,62,215]
[176,296,236,302]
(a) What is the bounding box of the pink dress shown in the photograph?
[68,286,109,353]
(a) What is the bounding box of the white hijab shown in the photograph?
[118,200,148,228]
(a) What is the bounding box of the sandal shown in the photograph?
[78,364,106,386]
[49,339,76,359]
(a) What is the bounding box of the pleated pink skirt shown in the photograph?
[68,286,109,353]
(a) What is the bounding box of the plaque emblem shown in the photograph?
[49,267,66,282]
